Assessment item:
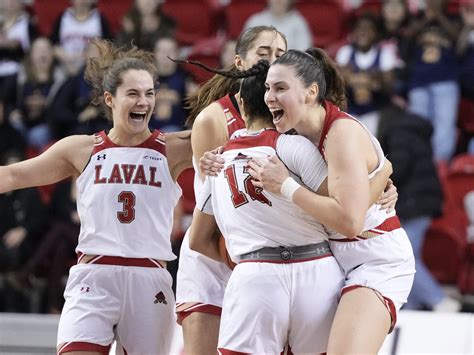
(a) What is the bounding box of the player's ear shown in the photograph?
[104,91,113,108]
[305,83,319,104]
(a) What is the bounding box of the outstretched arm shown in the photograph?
[0,135,93,194]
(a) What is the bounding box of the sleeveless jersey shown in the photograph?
[317,100,396,239]
[75,130,181,260]
[192,94,245,198]
[197,128,328,262]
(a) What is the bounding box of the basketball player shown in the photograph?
[175,26,287,355]
[189,63,392,353]
[248,49,415,354]
[0,39,192,355]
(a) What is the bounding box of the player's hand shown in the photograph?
[247,155,289,194]
[377,179,398,213]
[199,147,225,176]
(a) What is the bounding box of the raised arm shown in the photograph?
[0,135,93,194]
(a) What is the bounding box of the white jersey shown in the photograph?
[327,120,396,240]
[75,130,181,260]
[197,128,328,262]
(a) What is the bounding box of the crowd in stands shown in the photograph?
[0,0,473,314]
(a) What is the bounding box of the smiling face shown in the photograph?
[105,69,156,136]
[264,63,311,133]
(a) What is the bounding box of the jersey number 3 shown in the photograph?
[224,165,271,208]
[117,191,136,223]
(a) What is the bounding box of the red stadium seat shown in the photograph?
[184,36,225,84]
[162,0,220,46]
[97,0,133,36]
[458,98,474,134]
[32,0,69,36]
[224,0,266,40]
[295,0,348,49]
[446,154,474,210]
[423,209,468,284]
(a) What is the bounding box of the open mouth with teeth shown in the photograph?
[130,111,148,121]
[271,109,284,124]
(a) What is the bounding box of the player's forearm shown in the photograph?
[292,186,365,238]
[0,166,17,194]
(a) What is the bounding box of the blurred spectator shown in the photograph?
[7,180,79,314]
[220,39,237,68]
[336,12,400,116]
[0,149,48,311]
[457,0,474,153]
[0,99,25,155]
[244,0,312,50]
[406,0,461,161]
[116,0,176,52]
[151,36,197,132]
[3,37,66,150]
[380,0,412,96]
[458,0,474,99]
[0,0,38,87]
[51,0,111,76]
[49,42,109,138]
[374,103,458,311]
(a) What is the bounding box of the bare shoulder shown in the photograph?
[51,134,96,174]
[327,118,367,144]
[193,102,227,132]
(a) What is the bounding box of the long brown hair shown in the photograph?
[185,26,287,127]
[84,39,158,121]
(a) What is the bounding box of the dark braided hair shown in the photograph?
[169,57,269,80]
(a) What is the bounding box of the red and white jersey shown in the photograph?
[317,100,396,239]
[192,94,246,198]
[197,128,328,262]
[75,130,181,260]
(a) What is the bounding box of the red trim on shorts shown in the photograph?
[218,348,249,355]
[330,215,401,242]
[76,253,165,268]
[176,304,222,325]
[341,285,397,333]
[57,341,111,354]
[239,253,333,264]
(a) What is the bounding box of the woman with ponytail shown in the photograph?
[174,25,288,355]
[0,39,192,355]
[246,48,415,354]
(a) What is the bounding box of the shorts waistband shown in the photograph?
[330,215,401,242]
[238,241,332,264]
[77,253,166,268]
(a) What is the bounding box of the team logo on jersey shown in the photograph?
[97,154,106,160]
[154,291,167,305]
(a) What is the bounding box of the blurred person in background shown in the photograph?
[3,37,66,151]
[336,12,400,117]
[151,36,197,132]
[51,0,111,76]
[244,0,312,50]
[405,0,461,161]
[457,0,474,153]
[7,179,80,314]
[116,0,176,52]
[0,148,48,312]
[0,0,38,87]
[49,41,110,139]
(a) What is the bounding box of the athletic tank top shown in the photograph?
[317,100,395,238]
[75,130,181,260]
